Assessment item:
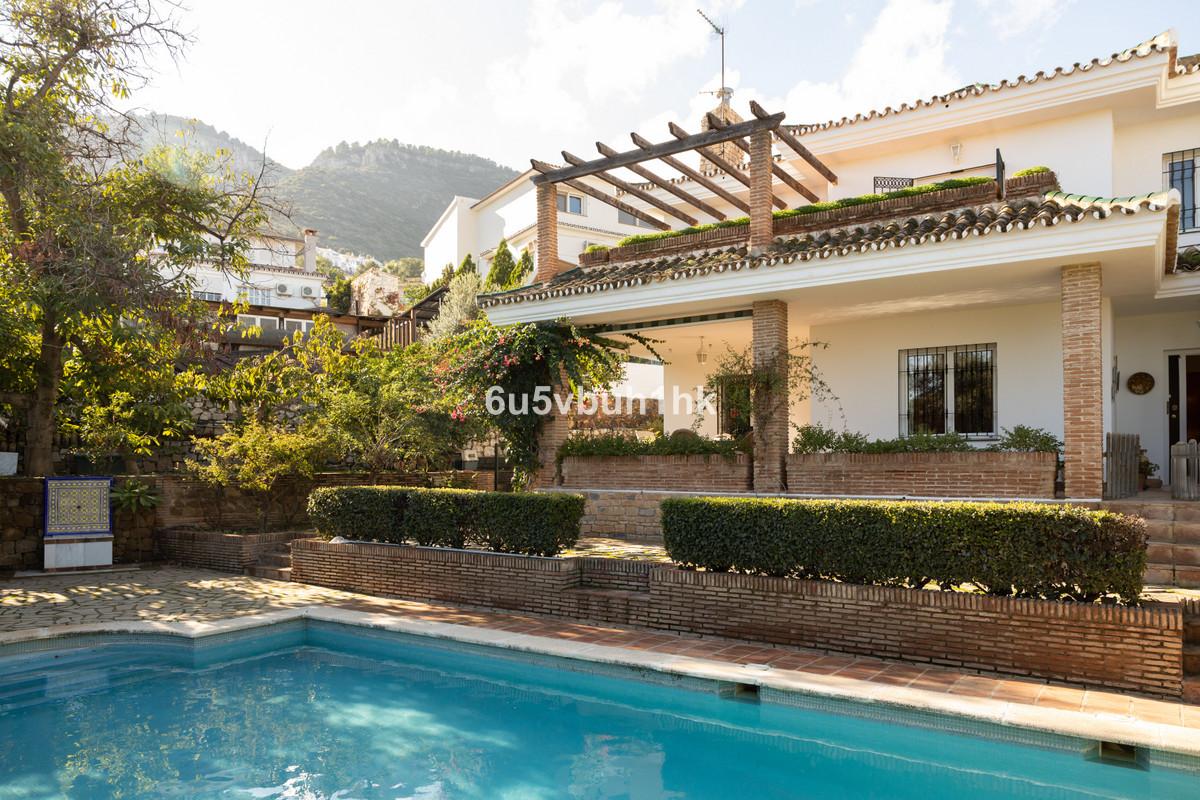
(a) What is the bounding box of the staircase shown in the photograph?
[245,543,293,581]
[1099,500,1200,588]
[1186,601,1200,703]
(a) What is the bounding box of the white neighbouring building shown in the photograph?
[482,31,1200,505]
[420,172,663,284]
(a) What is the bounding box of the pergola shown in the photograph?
[528,101,838,281]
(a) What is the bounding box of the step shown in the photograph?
[1185,645,1200,676]
[255,552,293,568]
[1183,676,1200,704]
[1185,619,1200,645]
[245,566,292,581]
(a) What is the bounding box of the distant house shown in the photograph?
[420,173,663,285]
[350,267,423,317]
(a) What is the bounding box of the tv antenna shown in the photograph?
[697,9,731,104]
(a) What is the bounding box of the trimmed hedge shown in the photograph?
[661,497,1146,604]
[306,486,584,556]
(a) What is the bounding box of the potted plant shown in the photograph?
[1138,450,1161,491]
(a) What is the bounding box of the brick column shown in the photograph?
[1061,263,1103,499]
[530,380,571,490]
[752,300,789,493]
[748,129,773,252]
[535,183,566,283]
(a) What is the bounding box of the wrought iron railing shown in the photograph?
[898,343,996,437]
[1164,148,1198,232]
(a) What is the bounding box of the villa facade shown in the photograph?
[480,32,1200,505]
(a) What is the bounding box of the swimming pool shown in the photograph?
[0,620,1194,799]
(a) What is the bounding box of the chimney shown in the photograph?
[302,228,318,273]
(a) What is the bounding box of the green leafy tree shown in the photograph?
[484,239,515,289]
[0,1,269,476]
[324,274,352,313]
[380,257,424,279]
[456,253,476,275]
[509,248,534,288]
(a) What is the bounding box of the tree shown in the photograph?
[456,253,476,275]
[510,248,534,287]
[380,257,423,279]
[324,273,352,313]
[0,1,269,476]
[484,239,515,289]
[423,270,480,340]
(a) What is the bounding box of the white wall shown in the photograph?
[190,263,325,310]
[1113,309,1200,474]
[808,303,1064,442]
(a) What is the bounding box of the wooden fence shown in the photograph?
[1171,439,1200,500]
[1104,432,1139,499]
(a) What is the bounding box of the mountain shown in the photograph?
[281,141,519,259]
[132,114,519,260]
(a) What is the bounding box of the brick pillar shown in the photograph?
[749,129,773,252]
[530,380,571,490]
[535,183,565,283]
[752,300,789,493]
[1061,263,1103,499]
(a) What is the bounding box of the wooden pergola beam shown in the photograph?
[562,150,698,226]
[705,112,819,204]
[531,112,784,185]
[531,160,669,231]
[668,122,787,210]
[631,132,751,214]
[750,100,838,184]
[596,141,726,221]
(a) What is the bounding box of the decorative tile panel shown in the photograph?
[44,477,112,537]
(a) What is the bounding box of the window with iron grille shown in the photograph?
[898,344,996,437]
[717,375,751,437]
[1164,149,1198,232]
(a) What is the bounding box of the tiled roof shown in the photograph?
[479,191,1177,309]
[785,33,1174,137]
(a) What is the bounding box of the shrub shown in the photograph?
[1012,166,1051,178]
[791,424,869,454]
[614,177,994,247]
[792,423,1063,454]
[557,431,744,461]
[661,497,1146,604]
[306,486,584,556]
[989,425,1061,453]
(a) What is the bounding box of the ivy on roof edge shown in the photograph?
[613,177,994,248]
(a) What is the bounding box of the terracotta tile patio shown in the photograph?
[1,566,1197,735]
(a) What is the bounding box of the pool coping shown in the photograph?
[1,606,1197,761]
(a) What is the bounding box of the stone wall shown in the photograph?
[290,539,1184,697]
[785,452,1057,498]
[558,454,751,492]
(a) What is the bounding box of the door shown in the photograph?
[1167,352,1200,482]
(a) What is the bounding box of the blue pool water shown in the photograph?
[0,622,1195,799]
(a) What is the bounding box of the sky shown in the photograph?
[129,0,1200,171]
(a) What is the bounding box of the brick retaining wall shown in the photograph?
[559,454,752,492]
[786,452,1056,498]
[159,530,298,573]
[290,539,1184,697]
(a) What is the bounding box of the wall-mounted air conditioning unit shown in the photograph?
[301,286,315,297]
[276,283,291,295]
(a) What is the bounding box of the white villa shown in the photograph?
[481,32,1200,505]
[421,173,664,284]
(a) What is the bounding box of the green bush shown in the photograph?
[1012,166,1051,178]
[988,425,1062,453]
[661,497,1146,604]
[306,486,584,556]
[791,423,1062,454]
[557,431,745,461]
[615,177,994,248]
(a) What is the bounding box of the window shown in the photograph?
[239,285,272,305]
[236,315,281,332]
[898,344,996,437]
[192,290,222,302]
[1165,149,1198,232]
[618,209,658,229]
[556,192,584,215]
[717,376,752,437]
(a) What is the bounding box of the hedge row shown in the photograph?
[661,497,1146,604]
[307,487,585,556]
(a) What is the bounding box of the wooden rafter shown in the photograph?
[561,150,698,226]
[531,160,669,231]
[667,122,787,210]
[750,100,838,184]
[705,112,819,204]
[596,141,726,221]
[630,132,751,214]
[531,112,784,185]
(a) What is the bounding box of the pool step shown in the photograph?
[245,545,293,582]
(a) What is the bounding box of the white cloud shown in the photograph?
[977,0,1073,41]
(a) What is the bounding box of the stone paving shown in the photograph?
[1,565,1198,736]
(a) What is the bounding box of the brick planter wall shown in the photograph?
[159,530,299,573]
[289,539,1184,697]
[559,454,751,492]
[786,452,1057,498]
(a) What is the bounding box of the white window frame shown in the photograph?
[617,208,657,229]
[240,285,273,306]
[557,192,585,216]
